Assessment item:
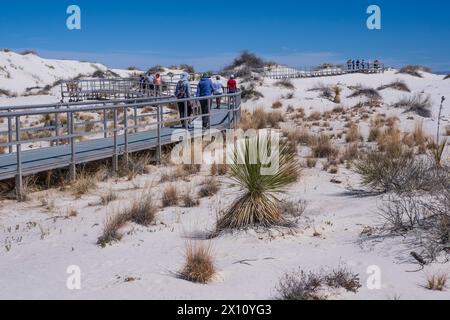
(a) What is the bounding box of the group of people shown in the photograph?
[139,73,162,91]
[174,72,237,129]
[346,59,382,71]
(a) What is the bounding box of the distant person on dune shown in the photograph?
[352,60,355,71]
[347,59,352,71]
[196,73,214,129]
[175,72,192,128]
[212,76,223,109]
[147,73,155,91]
[356,60,360,70]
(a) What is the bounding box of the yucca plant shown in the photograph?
[333,86,342,104]
[216,131,300,231]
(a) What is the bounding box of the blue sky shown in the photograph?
[1,0,449,71]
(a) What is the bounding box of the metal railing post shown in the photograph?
[134,104,138,133]
[208,98,211,129]
[112,109,118,173]
[156,106,162,164]
[55,106,60,146]
[69,112,76,180]
[124,107,129,163]
[103,108,107,138]
[15,116,23,200]
[8,108,13,153]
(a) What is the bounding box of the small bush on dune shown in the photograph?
[147,65,165,74]
[71,171,97,198]
[216,133,300,232]
[345,123,362,143]
[275,79,295,90]
[178,242,216,284]
[392,94,432,118]
[308,83,333,100]
[276,266,361,300]
[198,178,220,198]
[240,83,264,102]
[224,51,266,71]
[397,65,432,78]
[377,80,411,92]
[182,193,200,208]
[272,100,283,109]
[99,189,118,206]
[348,88,381,100]
[444,74,450,80]
[425,272,448,291]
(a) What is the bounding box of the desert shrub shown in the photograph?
[97,213,129,247]
[216,132,300,231]
[306,158,318,168]
[240,83,264,102]
[392,94,432,118]
[341,143,360,162]
[308,83,333,100]
[198,178,220,198]
[182,193,200,208]
[377,80,411,92]
[92,70,107,78]
[275,79,295,90]
[307,111,322,121]
[280,199,307,218]
[162,185,179,207]
[127,66,140,71]
[147,65,165,74]
[99,189,118,206]
[368,126,382,142]
[126,193,157,226]
[348,88,381,100]
[239,108,267,130]
[444,74,450,80]
[118,154,151,180]
[397,65,432,78]
[224,51,265,71]
[402,120,429,153]
[267,111,284,128]
[178,242,216,284]
[276,266,361,300]
[20,50,38,56]
[377,123,403,154]
[345,123,362,143]
[311,134,338,158]
[354,149,447,194]
[179,64,195,74]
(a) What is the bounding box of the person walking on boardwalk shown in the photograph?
[361,59,365,71]
[347,59,352,71]
[196,73,214,129]
[175,72,193,128]
[212,76,223,109]
[352,60,356,71]
[227,75,237,93]
[356,59,360,70]
[146,73,155,91]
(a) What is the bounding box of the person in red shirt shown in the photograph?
[227,75,237,93]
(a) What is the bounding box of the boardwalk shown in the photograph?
[0,85,242,198]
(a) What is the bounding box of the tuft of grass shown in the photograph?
[198,178,220,198]
[162,185,179,207]
[178,242,216,284]
[311,134,338,158]
[392,94,432,118]
[377,80,411,92]
[182,193,200,208]
[425,272,448,291]
[99,189,118,206]
[97,213,129,247]
[306,158,318,168]
[71,171,97,198]
[216,132,300,231]
[127,193,157,226]
[308,83,333,100]
[272,100,283,109]
[345,123,362,143]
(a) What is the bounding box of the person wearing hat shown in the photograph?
[196,73,214,129]
[175,72,193,128]
[212,75,223,109]
[227,75,237,94]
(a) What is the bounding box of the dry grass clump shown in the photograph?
[216,133,300,231]
[240,83,264,102]
[341,143,360,162]
[392,94,432,118]
[162,185,179,207]
[306,158,318,168]
[178,242,216,284]
[311,134,338,158]
[0,135,6,154]
[99,189,118,206]
[198,178,220,198]
[348,87,381,100]
[275,78,295,90]
[345,123,362,143]
[239,108,283,130]
[272,100,283,109]
[276,266,361,300]
[307,111,322,121]
[397,65,432,78]
[377,123,403,154]
[127,193,157,226]
[402,120,430,153]
[97,213,129,247]
[210,163,228,176]
[182,193,200,208]
[118,153,151,180]
[425,272,448,291]
[71,171,98,198]
[368,125,382,142]
[377,80,411,92]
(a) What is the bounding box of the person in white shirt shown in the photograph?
[212,76,223,109]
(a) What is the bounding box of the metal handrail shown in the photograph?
[0,90,242,199]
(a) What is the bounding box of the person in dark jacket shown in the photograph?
[175,72,192,128]
[196,73,214,129]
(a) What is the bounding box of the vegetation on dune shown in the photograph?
[397,65,432,78]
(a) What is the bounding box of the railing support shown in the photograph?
[15,116,23,201]
[69,112,76,181]
[8,108,13,154]
[124,107,129,163]
[103,108,107,138]
[112,109,118,173]
[156,106,162,164]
